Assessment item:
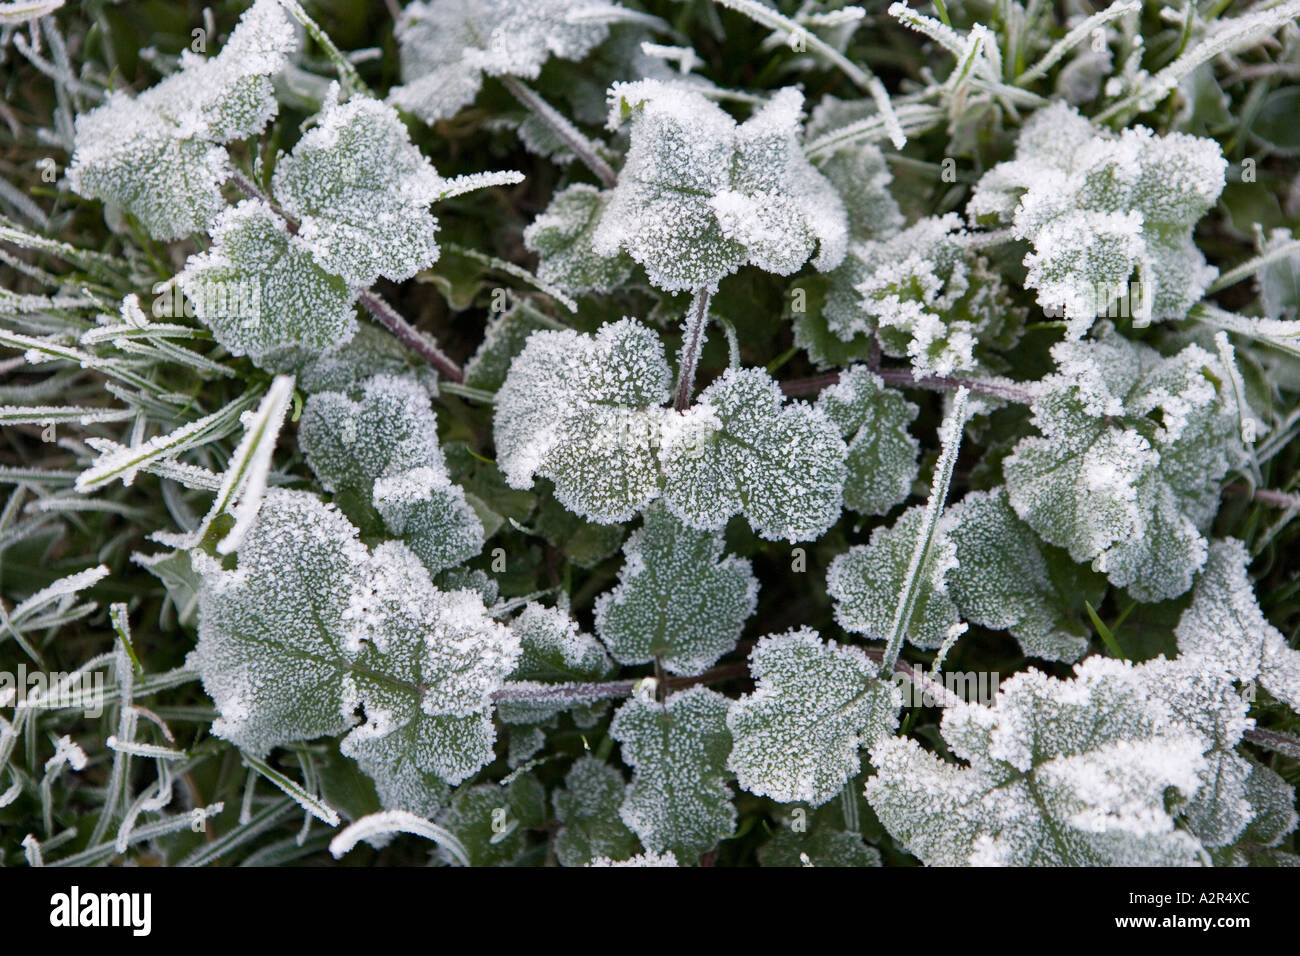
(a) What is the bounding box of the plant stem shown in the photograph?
[358,290,464,382]
[499,75,618,189]
[1244,727,1300,760]
[674,290,712,411]
[490,662,749,704]
[226,168,465,382]
[1223,484,1300,509]
[781,368,1034,404]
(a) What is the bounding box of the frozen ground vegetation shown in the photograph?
[2,0,1300,867]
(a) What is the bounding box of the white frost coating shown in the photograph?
[610,686,736,860]
[727,629,900,806]
[389,0,613,123]
[593,82,848,292]
[595,502,758,676]
[969,102,1227,335]
[194,490,516,814]
[1176,539,1300,713]
[329,809,469,864]
[1003,327,1243,602]
[44,735,88,773]
[589,850,679,866]
[866,656,1215,866]
[66,0,296,239]
[495,319,847,540]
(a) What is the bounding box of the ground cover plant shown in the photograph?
[2,0,1300,868]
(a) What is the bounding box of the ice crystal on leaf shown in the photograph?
[552,755,638,867]
[970,102,1227,336]
[589,850,679,866]
[727,629,901,806]
[496,603,615,725]
[592,82,848,292]
[523,184,633,295]
[827,505,960,650]
[594,502,757,676]
[1003,328,1243,601]
[866,657,1211,866]
[494,319,847,541]
[389,0,613,123]
[815,366,919,516]
[193,490,517,816]
[300,374,483,576]
[66,0,297,240]
[1175,539,1300,712]
[610,686,736,861]
[832,214,1022,378]
[177,198,355,360]
[271,95,445,288]
[947,487,1107,662]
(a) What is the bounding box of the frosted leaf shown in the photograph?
[658,367,847,542]
[195,491,517,809]
[866,657,1210,866]
[286,323,439,395]
[300,374,446,502]
[435,784,527,865]
[1139,656,1255,849]
[828,505,960,650]
[969,103,1227,335]
[594,503,757,676]
[593,82,848,292]
[495,603,615,726]
[463,303,553,391]
[389,0,612,123]
[758,793,883,867]
[300,374,483,576]
[553,755,639,867]
[947,487,1106,662]
[834,215,1022,378]
[1175,539,1300,712]
[805,96,903,241]
[589,850,679,867]
[66,0,296,240]
[727,629,901,806]
[1232,758,1299,854]
[272,95,444,288]
[494,318,670,523]
[523,185,634,295]
[177,199,356,360]
[815,366,919,516]
[610,686,736,861]
[1003,329,1243,601]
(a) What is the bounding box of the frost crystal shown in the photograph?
[866,657,1211,866]
[610,686,736,861]
[1175,539,1300,712]
[827,505,960,649]
[553,755,638,866]
[815,366,919,516]
[66,0,297,239]
[595,502,758,676]
[523,185,633,295]
[389,0,612,123]
[1003,328,1243,601]
[970,102,1227,336]
[194,490,517,815]
[834,215,1022,377]
[300,374,483,576]
[947,487,1106,662]
[496,603,614,725]
[727,629,901,806]
[494,319,847,541]
[272,95,445,288]
[593,82,848,292]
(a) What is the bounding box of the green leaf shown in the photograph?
[523,184,633,295]
[552,755,639,867]
[727,629,901,806]
[816,366,919,516]
[593,82,847,292]
[595,502,757,676]
[610,686,736,861]
[947,487,1106,662]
